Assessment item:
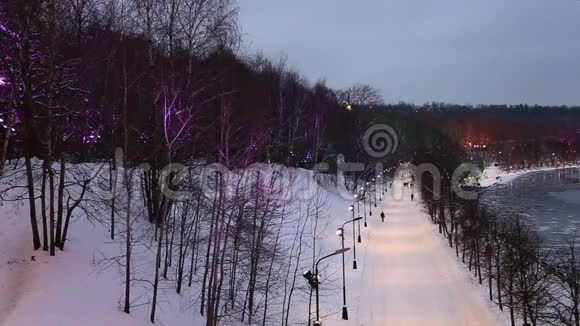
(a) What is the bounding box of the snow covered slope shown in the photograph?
[1,165,508,326]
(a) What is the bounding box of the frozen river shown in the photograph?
[482,168,580,248]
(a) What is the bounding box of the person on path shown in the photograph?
[380,211,385,222]
[411,193,414,201]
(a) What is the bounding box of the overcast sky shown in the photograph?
[239,0,580,106]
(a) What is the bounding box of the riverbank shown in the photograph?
[479,163,580,188]
[480,165,580,249]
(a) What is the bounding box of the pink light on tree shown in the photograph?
[82,128,102,144]
[0,22,19,40]
[248,137,258,151]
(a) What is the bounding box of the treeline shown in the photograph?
[0,1,362,325]
[418,105,580,167]
[0,0,353,245]
[341,103,579,175]
[0,0,370,170]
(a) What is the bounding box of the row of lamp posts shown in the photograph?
[304,175,387,325]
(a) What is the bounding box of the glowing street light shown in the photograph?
[305,248,351,325]
[348,204,360,268]
[338,217,362,320]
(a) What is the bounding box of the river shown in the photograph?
[481,168,580,248]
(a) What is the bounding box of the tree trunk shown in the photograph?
[495,250,503,311]
[40,161,48,251]
[123,165,131,314]
[48,158,55,256]
[487,245,493,301]
[55,157,65,248]
[25,156,41,250]
[201,175,219,316]
[150,213,164,323]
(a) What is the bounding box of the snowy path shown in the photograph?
[336,183,506,326]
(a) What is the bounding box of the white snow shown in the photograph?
[0,165,511,326]
[479,163,580,188]
[315,180,508,326]
[0,163,206,326]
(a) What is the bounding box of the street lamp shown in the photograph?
[348,205,359,269]
[338,217,362,320]
[365,182,373,217]
[374,182,377,208]
[369,189,373,216]
[304,248,351,325]
[363,191,367,227]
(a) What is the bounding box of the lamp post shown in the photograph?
[355,193,364,236]
[378,174,383,202]
[366,182,372,216]
[372,179,377,207]
[358,211,362,241]
[348,205,359,269]
[369,193,373,215]
[337,217,362,320]
[362,187,367,227]
[305,248,351,325]
[365,182,373,218]
[374,182,378,208]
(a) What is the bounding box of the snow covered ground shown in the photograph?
[0,205,207,326]
[479,163,580,188]
[1,165,511,326]
[0,162,207,326]
[316,181,508,326]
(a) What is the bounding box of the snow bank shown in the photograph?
[479,163,580,188]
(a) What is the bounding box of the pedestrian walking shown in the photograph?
[380,211,385,222]
[411,193,414,201]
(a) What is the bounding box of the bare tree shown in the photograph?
[64,0,96,47]
[551,234,580,326]
[337,83,384,106]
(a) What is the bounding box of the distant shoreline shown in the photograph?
[481,164,580,190]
